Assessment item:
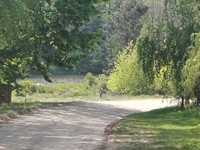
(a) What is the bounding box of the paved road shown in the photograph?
[0,99,176,150]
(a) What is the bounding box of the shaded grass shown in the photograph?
[111,107,200,150]
[0,102,43,121]
[0,101,78,120]
[0,102,41,114]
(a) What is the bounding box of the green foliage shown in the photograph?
[154,67,175,96]
[0,0,106,103]
[84,73,97,87]
[136,0,200,98]
[50,0,106,66]
[0,0,32,86]
[15,75,108,100]
[108,40,174,96]
[84,73,108,92]
[182,33,200,99]
[16,80,37,97]
[14,73,111,101]
[108,42,151,95]
[77,0,148,74]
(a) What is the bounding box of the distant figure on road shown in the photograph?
[99,83,107,98]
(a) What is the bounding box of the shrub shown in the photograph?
[107,42,151,95]
[84,72,97,87]
[16,80,37,96]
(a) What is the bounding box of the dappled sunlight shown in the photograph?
[0,101,138,150]
[106,107,200,150]
[0,99,172,150]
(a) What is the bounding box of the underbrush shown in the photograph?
[14,73,108,102]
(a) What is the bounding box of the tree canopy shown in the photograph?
[1,0,200,105]
[136,0,200,98]
[0,0,106,103]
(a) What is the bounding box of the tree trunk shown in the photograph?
[0,85,12,104]
[180,96,185,109]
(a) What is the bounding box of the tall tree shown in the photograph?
[0,0,105,103]
[136,0,200,104]
[73,0,148,74]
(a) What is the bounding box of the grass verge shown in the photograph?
[0,102,43,122]
[110,107,200,150]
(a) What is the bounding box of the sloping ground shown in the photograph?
[0,99,176,150]
[105,107,200,150]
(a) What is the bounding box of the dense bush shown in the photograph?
[107,42,152,95]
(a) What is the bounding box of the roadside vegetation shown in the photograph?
[0,102,42,122]
[14,73,108,100]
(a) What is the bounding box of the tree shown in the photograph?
[105,0,148,70]
[0,0,106,103]
[77,0,148,74]
[136,0,200,106]
[0,0,32,103]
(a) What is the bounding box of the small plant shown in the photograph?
[16,80,36,103]
[16,80,35,96]
[84,73,97,87]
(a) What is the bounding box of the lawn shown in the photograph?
[110,107,200,150]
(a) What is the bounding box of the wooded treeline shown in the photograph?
[108,0,200,107]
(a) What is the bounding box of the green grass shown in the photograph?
[0,76,99,119]
[14,82,98,101]
[0,102,43,121]
[0,102,42,114]
[112,107,200,150]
